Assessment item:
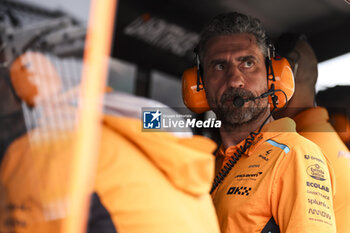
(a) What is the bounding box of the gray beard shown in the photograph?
[209,87,269,130]
[215,104,268,131]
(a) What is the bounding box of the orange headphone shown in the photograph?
[182,43,295,114]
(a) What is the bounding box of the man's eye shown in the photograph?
[243,61,254,68]
[214,64,225,70]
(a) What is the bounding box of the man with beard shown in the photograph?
[197,12,337,232]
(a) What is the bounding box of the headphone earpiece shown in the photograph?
[182,49,295,113]
[181,67,210,113]
[267,57,295,108]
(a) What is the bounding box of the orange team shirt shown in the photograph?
[0,116,221,233]
[294,107,350,233]
[212,117,337,233]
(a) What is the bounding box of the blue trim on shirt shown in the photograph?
[266,139,290,154]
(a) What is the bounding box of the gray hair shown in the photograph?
[197,12,268,63]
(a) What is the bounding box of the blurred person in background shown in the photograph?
[274,33,350,233]
[0,51,221,233]
[316,85,350,149]
[0,66,27,162]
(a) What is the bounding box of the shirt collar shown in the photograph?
[217,117,296,158]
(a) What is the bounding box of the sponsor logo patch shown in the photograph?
[304,154,325,164]
[258,149,273,161]
[226,186,252,196]
[338,150,350,159]
[306,181,329,192]
[307,164,326,181]
[259,154,268,161]
[234,172,262,178]
[308,198,329,209]
[307,190,330,200]
[248,164,260,168]
[308,208,332,220]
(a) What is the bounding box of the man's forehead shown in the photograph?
[206,33,257,47]
[204,33,263,60]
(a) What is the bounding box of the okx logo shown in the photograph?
[143,110,162,129]
[227,186,252,196]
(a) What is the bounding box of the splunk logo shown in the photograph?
[308,198,329,209]
[226,186,252,196]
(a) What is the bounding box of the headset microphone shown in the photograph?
[233,89,277,107]
[233,96,246,107]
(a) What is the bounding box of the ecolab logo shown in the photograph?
[306,181,329,192]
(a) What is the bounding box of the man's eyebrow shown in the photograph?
[208,56,258,65]
[237,55,257,61]
[208,59,228,66]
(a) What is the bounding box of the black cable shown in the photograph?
[209,89,288,194]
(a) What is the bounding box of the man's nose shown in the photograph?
[226,65,244,89]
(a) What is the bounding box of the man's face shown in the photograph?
[202,33,269,127]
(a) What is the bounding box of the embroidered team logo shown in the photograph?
[143,110,162,129]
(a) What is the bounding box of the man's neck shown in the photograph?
[220,109,274,149]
